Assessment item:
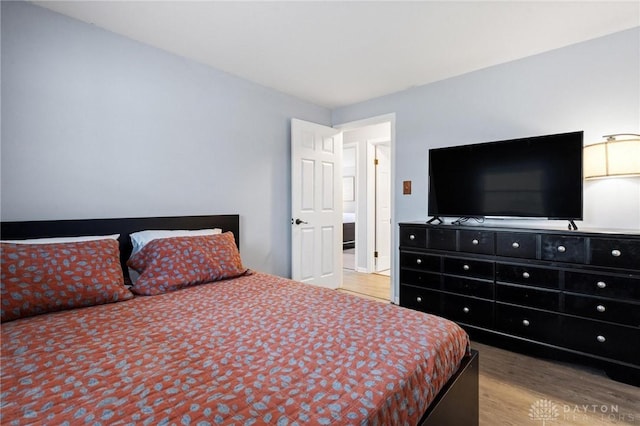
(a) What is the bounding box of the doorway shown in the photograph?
[338,115,394,301]
[290,114,396,302]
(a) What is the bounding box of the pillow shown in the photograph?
[1,239,133,322]
[1,234,120,244]
[127,232,247,296]
[129,229,222,256]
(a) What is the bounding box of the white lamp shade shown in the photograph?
[583,143,607,178]
[584,137,640,179]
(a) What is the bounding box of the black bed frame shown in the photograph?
[343,222,355,249]
[420,349,479,426]
[1,214,478,425]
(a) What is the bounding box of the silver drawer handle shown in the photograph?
[416,258,422,265]
[596,335,606,343]
[557,245,566,253]
[416,296,422,303]
[522,319,530,327]
[512,242,520,249]
[463,307,470,313]
[596,305,606,313]
[463,264,470,271]
[472,239,479,245]
[611,249,621,257]
[597,281,607,289]
[409,234,415,240]
[522,272,530,279]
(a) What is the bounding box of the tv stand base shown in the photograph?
[427,216,443,225]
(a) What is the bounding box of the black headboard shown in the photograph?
[1,214,240,280]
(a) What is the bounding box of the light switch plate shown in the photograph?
[403,180,411,195]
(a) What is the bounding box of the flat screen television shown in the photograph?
[428,131,583,221]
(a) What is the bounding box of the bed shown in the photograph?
[343,213,355,250]
[1,215,478,425]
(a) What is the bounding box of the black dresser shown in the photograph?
[399,223,640,386]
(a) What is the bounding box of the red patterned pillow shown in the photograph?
[127,232,247,296]
[1,239,133,322]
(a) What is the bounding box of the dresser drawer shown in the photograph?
[400,227,427,248]
[564,294,640,327]
[401,269,441,290]
[496,232,537,259]
[399,285,442,315]
[444,257,494,280]
[496,263,560,289]
[428,228,457,251]
[495,303,561,344]
[443,276,493,299]
[441,293,493,328]
[459,230,495,255]
[562,317,640,365]
[398,223,640,384]
[541,235,585,264]
[496,283,560,311]
[590,238,640,270]
[565,271,640,301]
[400,252,440,272]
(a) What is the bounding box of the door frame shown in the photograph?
[334,113,396,303]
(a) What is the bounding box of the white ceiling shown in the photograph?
[34,1,640,109]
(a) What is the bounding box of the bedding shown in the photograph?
[127,232,248,295]
[0,239,133,322]
[128,229,225,285]
[0,271,469,425]
[129,228,222,256]
[1,234,120,244]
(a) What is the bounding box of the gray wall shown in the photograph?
[333,27,639,302]
[3,1,639,282]
[1,1,331,276]
[333,27,640,231]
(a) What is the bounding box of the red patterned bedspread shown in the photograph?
[1,272,469,425]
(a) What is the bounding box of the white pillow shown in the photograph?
[1,234,120,244]
[129,228,222,256]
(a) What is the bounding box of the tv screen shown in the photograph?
[428,131,583,220]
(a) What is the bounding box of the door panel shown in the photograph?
[322,162,335,209]
[301,159,315,210]
[300,227,315,281]
[291,119,342,289]
[321,225,335,275]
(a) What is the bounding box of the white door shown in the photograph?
[291,119,343,289]
[375,143,391,272]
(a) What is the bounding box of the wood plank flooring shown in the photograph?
[339,271,640,425]
[473,340,640,425]
[340,269,390,301]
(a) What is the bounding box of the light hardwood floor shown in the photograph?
[340,269,390,301]
[339,271,640,425]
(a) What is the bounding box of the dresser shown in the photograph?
[399,223,640,386]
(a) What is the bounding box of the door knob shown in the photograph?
[294,218,308,225]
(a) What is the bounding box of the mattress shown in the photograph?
[1,272,469,425]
